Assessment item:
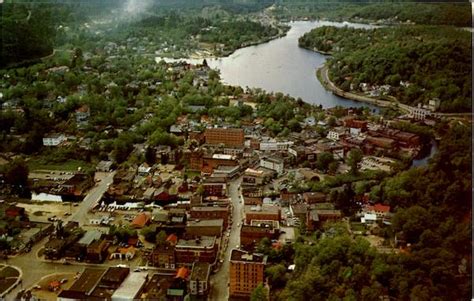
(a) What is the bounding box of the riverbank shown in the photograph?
[317,64,409,112]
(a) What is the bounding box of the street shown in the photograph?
[208,177,244,301]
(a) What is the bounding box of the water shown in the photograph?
[157,21,379,109]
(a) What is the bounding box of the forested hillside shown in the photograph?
[299,25,472,112]
[276,122,471,300]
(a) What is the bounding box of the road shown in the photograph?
[5,172,115,299]
[208,177,244,301]
[66,172,115,226]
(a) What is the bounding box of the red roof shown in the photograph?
[166,234,178,245]
[373,203,390,213]
[131,212,151,228]
[175,267,189,279]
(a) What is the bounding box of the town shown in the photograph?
[0,1,471,301]
[0,58,441,300]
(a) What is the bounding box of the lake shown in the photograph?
[157,21,379,109]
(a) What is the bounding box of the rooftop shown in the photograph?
[69,268,106,294]
[111,272,148,300]
[176,236,216,248]
[230,249,267,264]
[78,230,102,246]
[186,219,224,228]
[190,262,211,281]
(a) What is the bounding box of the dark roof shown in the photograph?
[100,267,130,284]
[57,290,86,299]
[230,249,266,263]
[69,268,106,294]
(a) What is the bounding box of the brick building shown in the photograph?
[244,205,281,224]
[175,236,218,265]
[204,128,244,147]
[190,206,229,229]
[240,221,279,249]
[150,242,176,269]
[229,250,267,299]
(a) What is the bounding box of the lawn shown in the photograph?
[350,222,366,233]
[0,278,16,294]
[0,267,19,278]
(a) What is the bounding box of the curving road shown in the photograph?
[208,177,244,301]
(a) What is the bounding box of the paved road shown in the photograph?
[209,177,244,301]
[5,172,116,298]
[66,172,115,226]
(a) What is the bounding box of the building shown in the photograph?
[229,249,267,299]
[186,219,223,237]
[410,106,430,120]
[242,168,267,186]
[259,140,294,151]
[58,268,106,301]
[240,221,279,248]
[43,133,66,146]
[245,205,281,224]
[111,272,148,301]
[175,236,218,265]
[204,128,244,147]
[150,242,176,269]
[202,154,239,174]
[326,127,346,141]
[190,206,229,229]
[189,262,211,296]
[302,192,327,204]
[259,157,284,175]
[307,209,342,230]
[131,212,151,229]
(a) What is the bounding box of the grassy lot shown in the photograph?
[350,222,366,232]
[0,267,19,278]
[28,159,92,172]
[0,278,16,294]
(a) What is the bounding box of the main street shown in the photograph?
[5,171,115,299]
[208,177,244,301]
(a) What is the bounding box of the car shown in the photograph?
[60,278,68,284]
[33,285,41,290]
[133,268,141,272]
[236,245,239,249]
[116,264,128,268]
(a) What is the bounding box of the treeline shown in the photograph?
[275,121,471,300]
[299,25,471,112]
[273,2,471,27]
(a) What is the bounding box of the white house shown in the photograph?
[260,157,284,174]
[326,127,346,141]
[42,134,66,146]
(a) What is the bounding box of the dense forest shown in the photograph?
[275,121,471,300]
[273,2,471,27]
[299,25,472,112]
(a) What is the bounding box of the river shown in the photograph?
[157,20,379,109]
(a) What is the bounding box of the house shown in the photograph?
[307,209,342,230]
[86,239,109,263]
[131,212,151,229]
[43,134,66,146]
[229,250,267,299]
[363,203,390,219]
[326,127,346,141]
[75,105,90,124]
[96,160,113,172]
[138,163,152,176]
[189,262,211,296]
[110,246,136,261]
[303,192,327,204]
[259,157,284,175]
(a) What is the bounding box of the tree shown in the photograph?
[266,264,287,288]
[140,226,156,243]
[5,158,29,186]
[316,152,334,172]
[250,283,267,301]
[156,230,167,246]
[347,148,363,175]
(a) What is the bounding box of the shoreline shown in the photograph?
[316,64,407,112]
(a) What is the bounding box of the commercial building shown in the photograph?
[259,157,284,175]
[186,219,224,237]
[150,242,176,269]
[204,128,244,147]
[58,268,106,301]
[244,204,281,224]
[189,262,211,296]
[240,221,279,248]
[229,250,267,299]
[190,206,229,229]
[175,236,218,265]
[111,272,148,301]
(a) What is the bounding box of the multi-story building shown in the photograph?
[189,262,211,296]
[175,236,218,265]
[186,219,223,237]
[259,157,284,175]
[150,242,176,269]
[240,221,279,248]
[245,205,281,225]
[190,206,229,229]
[229,249,267,299]
[42,133,66,146]
[204,128,244,147]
